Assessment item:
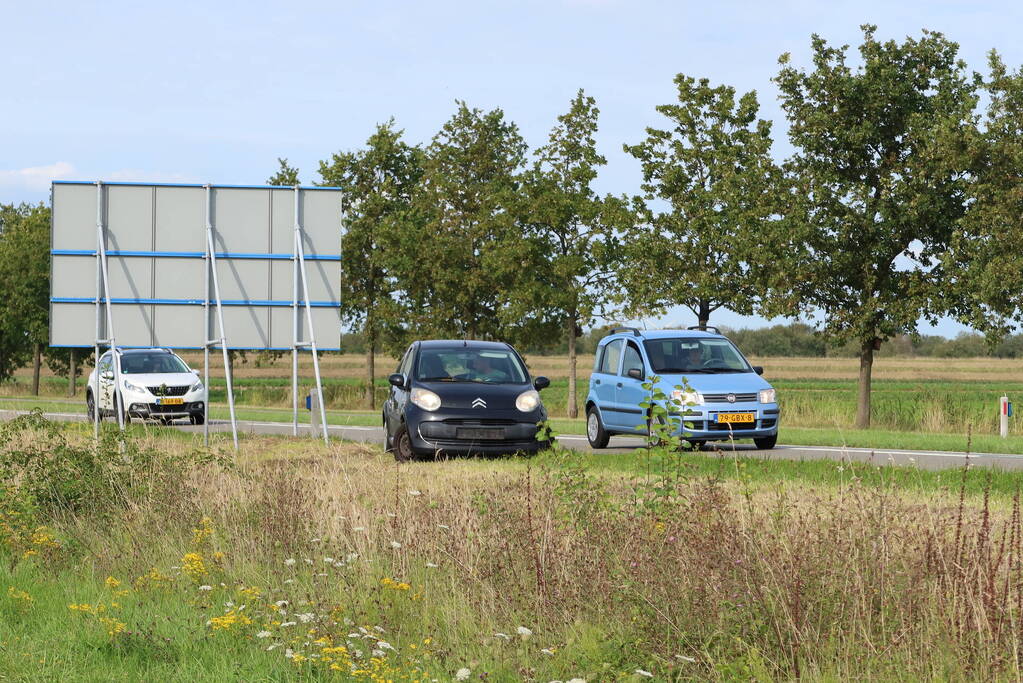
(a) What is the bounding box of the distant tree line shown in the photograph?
[6,25,1023,428]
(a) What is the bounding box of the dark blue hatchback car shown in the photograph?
[383,340,550,461]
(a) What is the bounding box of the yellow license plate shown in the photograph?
[158,398,184,405]
[716,412,754,424]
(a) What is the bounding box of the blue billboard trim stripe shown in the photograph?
[52,180,343,191]
[52,297,341,308]
[51,250,342,261]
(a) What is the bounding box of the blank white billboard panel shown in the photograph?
[50,182,342,350]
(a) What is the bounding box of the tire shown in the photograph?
[159,417,172,425]
[86,392,98,422]
[686,439,706,451]
[383,414,394,452]
[394,425,415,463]
[754,434,777,450]
[190,413,206,425]
[586,407,610,449]
[646,413,668,446]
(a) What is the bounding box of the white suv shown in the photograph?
[86,348,206,425]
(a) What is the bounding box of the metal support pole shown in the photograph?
[203,218,211,448]
[292,186,299,437]
[93,184,102,439]
[1001,395,1010,439]
[205,186,239,451]
[294,186,329,444]
[95,182,125,431]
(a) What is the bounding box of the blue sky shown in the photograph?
[4,0,1020,337]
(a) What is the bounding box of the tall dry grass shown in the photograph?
[36,430,1023,679]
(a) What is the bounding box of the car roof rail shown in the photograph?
[611,326,642,336]
[687,325,721,334]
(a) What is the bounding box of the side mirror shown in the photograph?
[533,376,550,390]
[627,367,643,380]
[388,373,406,389]
[753,366,764,376]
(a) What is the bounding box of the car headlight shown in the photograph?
[759,388,776,403]
[190,381,203,393]
[672,390,703,406]
[515,389,541,412]
[410,387,441,411]
[123,380,146,394]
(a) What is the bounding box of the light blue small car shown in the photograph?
[584,327,779,450]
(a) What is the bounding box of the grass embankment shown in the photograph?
[6,415,1023,679]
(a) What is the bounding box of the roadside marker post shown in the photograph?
[1000,395,1011,438]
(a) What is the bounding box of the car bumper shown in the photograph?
[127,400,205,419]
[406,406,546,455]
[673,403,779,440]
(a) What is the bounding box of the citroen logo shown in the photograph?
[472,398,487,408]
[727,393,736,403]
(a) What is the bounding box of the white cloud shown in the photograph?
[0,161,76,190]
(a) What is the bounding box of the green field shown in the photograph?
[5,415,1023,680]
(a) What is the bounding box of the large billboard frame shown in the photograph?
[50,181,342,447]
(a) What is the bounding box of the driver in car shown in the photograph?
[684,346,703,371]
[473,356,508,382]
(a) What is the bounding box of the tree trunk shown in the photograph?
[32,343,41,396]
[365,323,376,411]
[68,349,77,397]
[856,340,875,429]
[697,300,711,328]
[566,311,578,419]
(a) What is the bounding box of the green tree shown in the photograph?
[394,102,530,342]
[774,25,979,428]
[623,74,782,327]
[268,158,301,186]
[946,53,1023,338]
[0,203,50,389]
[318,121,424,409]
[516,90,625,417]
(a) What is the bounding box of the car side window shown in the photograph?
[622,342,644,378]
[598,339,623,375]
[398,346,414,376]
[98,356,111,376]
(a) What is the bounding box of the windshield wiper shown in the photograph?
[420,376,465,382]
[706,368,747,373]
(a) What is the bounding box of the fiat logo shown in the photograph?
[727,393,736,403]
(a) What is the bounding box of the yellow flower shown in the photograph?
[181,552,207,580]
[105,576,121,589]
[191,517,215,548]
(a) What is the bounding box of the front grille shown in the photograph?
[702,392,757,403]
[148,385,190,396]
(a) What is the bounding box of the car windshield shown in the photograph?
[119,352,190,374]
[416,347,528,384]
[642,337,751,374]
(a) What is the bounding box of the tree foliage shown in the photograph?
[623,74,782,326]
[267,158,301,186]
[774,25,979,427]
[0,203,50,382]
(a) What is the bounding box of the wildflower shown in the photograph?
[267,643,281,651]
[675,655,696,663]
[516,626,533,640]
[284,558,297,566]
[296,613,315,623]
[540,648,555,656]
[256,631,272,639]
[304,558,313,565]
[408,490,422,496]
[285,648,295,658]
[104,576,121,589]
[634,669,653,678]
[377,640,393,650]
[323,557,334,564]
[281,621,297,628]
[567,679,587,683]
[192,517,214,548]
[494,632,510,640]
[275,600,289,608]
[436,524,450,530]
[181,552,207,580]
[390,541,402,549]
[426,562,439,568]
[198,585,213,591]
[345,553,359,562]
[372,649,386,657]
[353,526,365,532]
[311,537,321,543]
[455,668,471,681]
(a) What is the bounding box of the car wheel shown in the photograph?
[686,439,706,451]
[645,413,668,446]
[86,392,98,422]
[159,417,172,425]
[586,407,610,449]
[383,414,394,452]
[754,434,777,450]
[190,413,205,425]
[394,425,415,463]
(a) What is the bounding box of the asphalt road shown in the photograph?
[5,407,1023,472]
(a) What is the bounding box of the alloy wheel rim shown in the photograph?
[587,413,598,441]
